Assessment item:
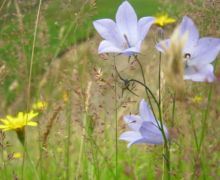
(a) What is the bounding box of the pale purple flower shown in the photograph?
[93,1,155,55]
[119,99,169,148]
[156,16,220,82]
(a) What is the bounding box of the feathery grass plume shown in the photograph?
[0,111,38,144]
[157,16,220,82]
[162,26,188,96]
[42,106,62,149]
[0,131,6,149]
[85,81,92,112]
[0,63,7,84]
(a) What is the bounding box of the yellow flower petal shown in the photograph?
[154,14,176,27]
[32,101,48,111]
[27,121,38,126]
[192,95,203,104]
[0,119,10,125]
[0,125,7,129]
[0,111,38,131]
[13,152,22,159]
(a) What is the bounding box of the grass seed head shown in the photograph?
[163,26,188,97]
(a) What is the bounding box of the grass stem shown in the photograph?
[114,63,118,179]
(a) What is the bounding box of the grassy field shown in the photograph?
[0,0,220,179]
[0,0,160,107]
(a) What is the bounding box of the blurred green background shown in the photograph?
[0,0,160,108]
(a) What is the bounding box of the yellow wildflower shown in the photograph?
[154,14,176,27]
[57,147,63,153]
[32,101,48,111]
[63,91,69,103]
[13,152,22,159]
[0,111,38,131]
[192,95,203,104]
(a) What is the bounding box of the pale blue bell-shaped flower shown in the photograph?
[156,16,220,82]
[119,99,169,148]
[93,1,155,56]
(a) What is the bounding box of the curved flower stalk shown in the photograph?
[119,99,169,148]
[156,16,220,82]
[93,1,155,55]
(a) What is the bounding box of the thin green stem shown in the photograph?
[134,55,146,85]
[114,64,161,130]
[114,57,118,179]
[85,136,116,178]
[157,46,170,179]
[65,104,72,180]
[134,56,156,117]
[23,144,40,180]
[159,53,162,106]
[0,0,7,12]
[75,119,85,179]
[158,101,170,180]
[130,79,170,179]
[114,57,170,179]
[38,127,43,180]
[27,0,42,109]
[0,132,6,180]
[171,93,176,127]
[190,111,199,152]
[23,0,42,179]
[198,84,213,152]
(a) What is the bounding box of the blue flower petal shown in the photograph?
[123,115,143,131]
[98,40,122,54]
[139,99,155,122]
[93,19,124,49]
[179,16,199,53]
[184,64,216,82]
[189,37,220,65]
[116,1,138,46]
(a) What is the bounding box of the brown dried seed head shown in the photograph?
[163,26,188,96]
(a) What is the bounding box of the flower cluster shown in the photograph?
[119,99,169,147]
[93,1,220,148]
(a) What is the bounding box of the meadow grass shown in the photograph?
[0,0,220,179]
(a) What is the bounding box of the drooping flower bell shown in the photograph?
[93,1,155,56]
[119,99,169,148]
